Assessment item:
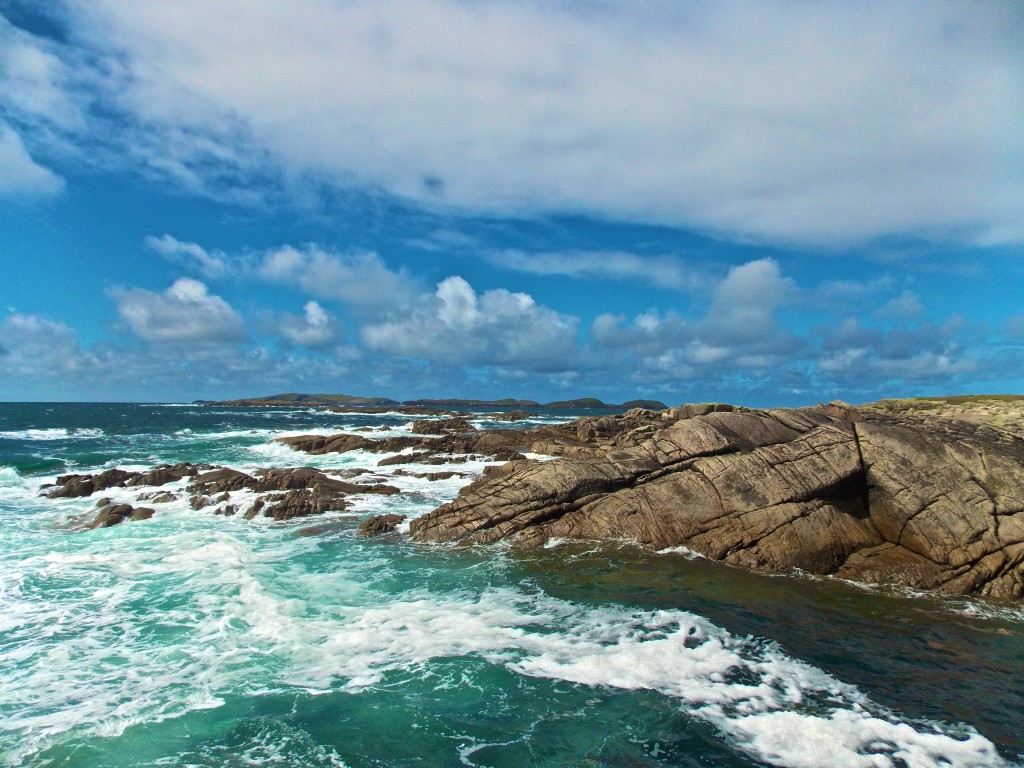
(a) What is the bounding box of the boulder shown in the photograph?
[358,513,407,536]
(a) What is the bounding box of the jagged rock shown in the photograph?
[244,489,349,521]
[46,463,209,499]
[358,513,407,536]
[410,405,1024,599]
[410,417,477,435]
[47,469,133,498]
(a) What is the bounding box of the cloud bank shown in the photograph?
[2,1,1020,247]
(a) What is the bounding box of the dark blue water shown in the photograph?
[1,403,1021,767]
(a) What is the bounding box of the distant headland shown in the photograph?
[194,392,668,411]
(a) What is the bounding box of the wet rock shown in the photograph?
[89,503,153,528]
[358,513,407,536]
[137,490,177,503]
[129,507,155,522]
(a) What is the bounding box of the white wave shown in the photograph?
[0,428,104,441]
[0,466,26,488]
[0,521,1010,768]
[656,545,705,559]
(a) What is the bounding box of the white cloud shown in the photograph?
[362,276,579,371]
[0,16,83,129]
[256,245,418,313]
[278,300,339,347]
[110,278,246,343]
[0,313,92,379]
[32,0,1019,246]
[873,290,925,320]
[145,234,228,278]
[0,124,64,198]
[705,258,796,344]
[587,259,803,381]
[488,250,708,292]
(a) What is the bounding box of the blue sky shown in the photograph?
[1,0,1022,405]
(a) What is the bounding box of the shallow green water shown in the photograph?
[1,403,1021,767]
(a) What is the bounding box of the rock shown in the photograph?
[48,469,132,498]
[275,433,373,455]
[46,463,210,499]
[358,513,407,536]
[409,405,1024,599]
[245,489,349,521]
[410,417,477,435]
[89,503,135,528]
[489,410,535,422]
[188,468,255,496]
[138,490,177,504]
[413,471,461,481]
[378,451,433,466]
[129,507,155,522]
[89,503,153,528]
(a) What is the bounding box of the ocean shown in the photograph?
[1,402,1021,767]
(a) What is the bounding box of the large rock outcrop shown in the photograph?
[409,404,1024,599]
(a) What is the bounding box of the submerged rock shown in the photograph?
[409,404,1024,599]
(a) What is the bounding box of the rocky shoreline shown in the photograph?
[47,397,1024,599]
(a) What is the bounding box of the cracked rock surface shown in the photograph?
[409,404,1024,599]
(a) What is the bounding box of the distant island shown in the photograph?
[196,393,668,411]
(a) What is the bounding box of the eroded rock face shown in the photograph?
[409,405,1024,599]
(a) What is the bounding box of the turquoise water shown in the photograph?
[1,403,1022,767]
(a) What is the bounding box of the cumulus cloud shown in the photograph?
[278,300,339,348]
[705,259,796,344]
[0,124,64,198]
[110,278,246,343]
[0,313,92,380]
[587,259,804,384]
[145,234,228,278]
[362,276,579,371]
[256,246,418,313]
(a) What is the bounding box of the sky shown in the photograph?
[0,0,1022,406]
